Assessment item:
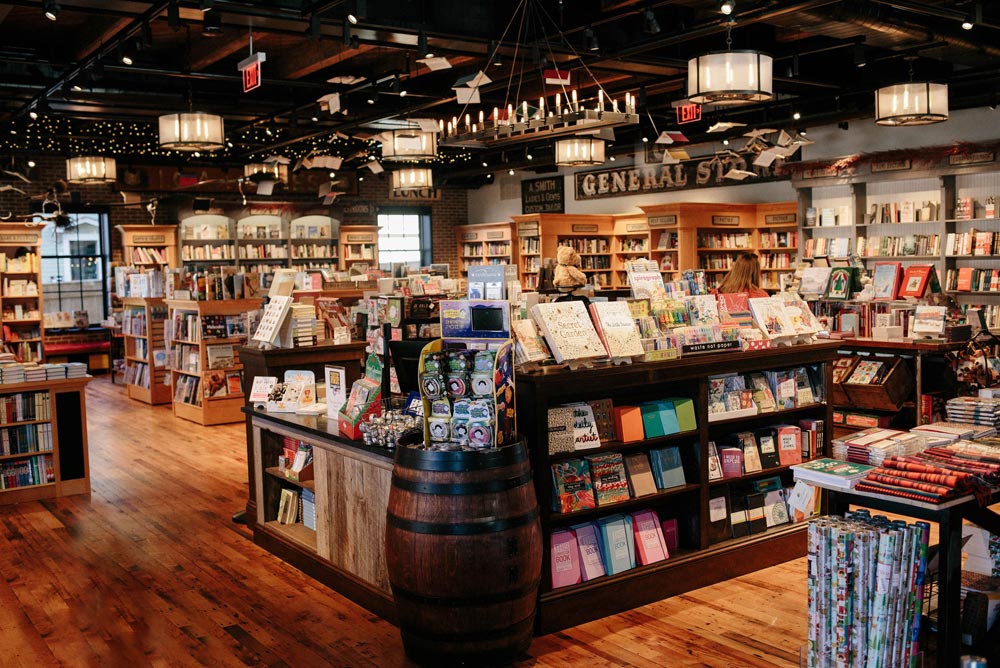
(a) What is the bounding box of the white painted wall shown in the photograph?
[466,106,1000,223]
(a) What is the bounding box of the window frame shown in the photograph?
[35,206,112,322]
[376,206,432,270]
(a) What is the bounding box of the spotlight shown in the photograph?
[308,13,321,40]
[609,155,616,161]
[347,14,358,24]
[962,16,973,30]
[799,128,808,136]
[642,136,649,143]
[418,30,433,58]
[119,46,134,66]
[201,11,222,36]
[482,161,488,167]
[329,171,336,178]
[526,152,533,160]
[43,0,59,21]
[583,27,599,52]
[853,43,866,68]
[200,0,214,10]
[29,110,38,120]
[643,9,660,35]
[347,0,366,24]
[508,169,515,176]
[718,0,735,16]
[27,160,35,168]
[722,138,729,145]
[793,111,801,120]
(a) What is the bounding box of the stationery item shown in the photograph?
[707,440,723,480]
[588,301,645,358]
[776,425,803,465]
[623,453,658,497]
[708,490,732,544]
[762,489,790,527]
[717,292,754,328]
[640,403,666,438]
[756,428,782,469]
[551,459,596,513]
[748,297,795,338]
[656,399,681,435]
[825,267,855,300]
[550,529,582,588]
[719,446,744,478]
[684,294,721,326]
[667,397,698,432]
[569,402,602,450]
[791,457,875,490]
[585,452,631,506]
[596,514,636,575]
[650,446,687,489]
[871,262,903,300]
[631,509,669,565]
[586,399,617,442]
[547,406,577,455]
[739,431,763,473]
[799,266,833,297]
[661,518,679,551]
[730,496,750,538]
[571,522,607,581]
[530,301,608,363]
[614,406,644,443]
[744,492,767,534]
[512,318,553,364]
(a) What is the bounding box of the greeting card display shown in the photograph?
[871,262,902,301]
[337,354,383,439]
[825,267,855,300]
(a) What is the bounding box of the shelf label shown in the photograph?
[571,223,599,233]
[764,213,797,224]
[625,222,649,233]
[346,234,373,242]
[711,215,740,226]
[647,215,677,228]
[133,235,166,244]
[0,233,39,243]
[486,231,506,240]
[681,340,741,355]
[949,151,995,166]
[462,232,479,241]
[871,159,911,173]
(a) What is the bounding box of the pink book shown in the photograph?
[571,522,607,581]
[719,446,744,478]
[661,518,679,551]
[631,509,669,565]
[776,425,803,466]
[550,529,582,588]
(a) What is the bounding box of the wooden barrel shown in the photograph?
[385,442,542,666]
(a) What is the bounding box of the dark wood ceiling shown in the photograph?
[0,0,997,185]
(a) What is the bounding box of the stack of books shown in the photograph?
[945,396,1000,429]
[831,428,933,466]
[66,363,88,379]
[288,303,318,347]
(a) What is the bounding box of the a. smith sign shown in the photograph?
[574,155,787,200]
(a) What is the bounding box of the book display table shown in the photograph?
[825,486,1000,667]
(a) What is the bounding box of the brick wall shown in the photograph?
[0,156,468,272]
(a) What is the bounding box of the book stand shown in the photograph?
[608,355,635,367]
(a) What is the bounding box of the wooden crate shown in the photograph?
[842,357,915,412]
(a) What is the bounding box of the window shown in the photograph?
[38,209,111,324]
[377,208,431,270]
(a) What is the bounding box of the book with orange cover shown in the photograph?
[898,264,933,298]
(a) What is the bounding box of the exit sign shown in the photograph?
[676,103,702,124]
[238,52,266,93]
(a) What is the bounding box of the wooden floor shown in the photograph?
[0,376,813,667]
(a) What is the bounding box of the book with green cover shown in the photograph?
[790,457,875,490]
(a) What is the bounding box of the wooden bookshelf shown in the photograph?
[166,298,261,426]
[455,222,517,275]
[289,215,338,271]
[515,218,541,290]
[0,376,92,505]
[179,214,236,268]
[611,214,651,288]
[339,224,379,270]
[116,224,178,269]
[511,213,615,289]
[236,214,289,272]
[121,297,171,405]
[0,222,46,362]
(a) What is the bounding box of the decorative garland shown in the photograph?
[781,140,1000,177]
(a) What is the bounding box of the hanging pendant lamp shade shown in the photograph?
[381,129,437,161]
[244,161,289,184]
[158,112,225,151]
[391,167,433,191]
[874,82,948,126]
[66,156,117,183]
[554,136,605,167]
[687,50,773,105]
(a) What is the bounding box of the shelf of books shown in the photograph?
[339,224,379,271]
[166,298,261,426]
[121,297,171,405]
[0,375,92,505]
[116,224,178,269]
[455,222,517,275]
[611,215,651,288]
[516,342,837,633]
[0,222,45,362]
[289,215,338,271]
[515,217,541,290]
[236,214,289,271]
[179,214,236,268]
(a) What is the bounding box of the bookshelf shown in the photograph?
[116,224,178,269]
[611,214,651,288]
[121,297,171,405]
[165,298,261,426]
[179,214,236,268]
[0,222,45,362]
[339,224,379,271]
[289,215,338,271]
[755,204,799,291]
[0,376,92,505]
[455,222,517,275]
[515,218,541,290]
[236,214,289,272]
[516,342,838,633]
[512,213,616,288]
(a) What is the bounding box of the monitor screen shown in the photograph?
[470,306,505,332]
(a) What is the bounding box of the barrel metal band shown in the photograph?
[390,579,540,607]
[391,471,533,495]
[394,443,526,472]
[386,507,539,535]
[400,615,534,642]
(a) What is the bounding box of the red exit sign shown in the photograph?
[676,103,702,124]
[238,52,266,93]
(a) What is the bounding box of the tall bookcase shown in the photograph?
[179,214,236,269]
[511,213,615,289]
[236,214,289,272]
[611,214,651,288]
[755,203,799,291]
[339,224,380,270]
[516,342,837,633]
[121,297,171,405]
[0,222,45,362]
[116,224,178,269]
[166,298,261,426]
[0,376,92,505]
[289,215,338,271]
[515,218,541,290]
[455,222,517,275]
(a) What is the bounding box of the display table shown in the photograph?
[825,486,1000,667]
[245,407,396,622]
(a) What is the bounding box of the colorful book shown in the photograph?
[530,300,607,363]
[650,446,687,489]
[512,318,553,363]
[791,457,876,490]
[571,522,607,582]
[763,489,790,527]
[756,428,782,468]
[717,292,754,328]
[596,514,636,575]
[585,452,631,506]
[547,406,576,454]
[799,267,832,297]
[748,297,795,339]
[707,440,723,480]
[871,262,902,301]
[551,459,596,513]
[708,490,731,544]
[550,529,582,588]
[684,294,721,326]
[898,265,934,298]
[661,518,679,551]
[586,399,617,443]
[631,509,669,565]
[623,453,657,497]
[739,431,763,473]
[719,446,744,478]
[666,397,697,432]
[588,301,645,358]
[776,425,803,466]
[748,373,777,412]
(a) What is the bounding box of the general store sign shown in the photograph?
[574,155,786,200]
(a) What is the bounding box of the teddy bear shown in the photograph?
[552,245,588,290]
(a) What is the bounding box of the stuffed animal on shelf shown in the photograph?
[552,245,587,290]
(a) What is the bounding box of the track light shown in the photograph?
[961,15,973,30]
[718,0,735,16]
[167,1,182,30]
[793,111,801,120]
[200,0,214,10]
[853,43,866,68]
[583,27,599,52]
[347,0,366,24]
[418,30,433,58]
[43,0,59,21]
[202,11,222,36]
[119,45,134,66]
[508,169,515,176]
[29,110,38,120]
[366,84,379,105]
[643,9,660,35]
[308,13,321,40]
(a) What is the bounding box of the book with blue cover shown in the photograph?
[650,446,687,489]
[596,514,636,575]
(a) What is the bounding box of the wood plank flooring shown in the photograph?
[0,377,813,667]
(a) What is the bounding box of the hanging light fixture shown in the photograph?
[244,161,289,184]
[874,82,949,126]
[554,136,605,167]
[687,23,772,105]
[380,129,437,161]
[66,156,117,183]
[158,111,225,151]
[391,167,433,191]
